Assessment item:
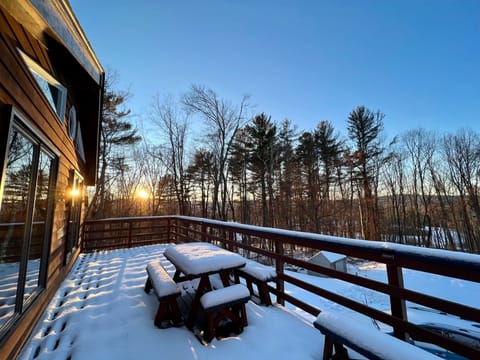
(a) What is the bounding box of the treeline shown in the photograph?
[87,80,480,253]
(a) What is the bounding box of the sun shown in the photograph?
[70,188,80,197]
[136,189,149,199]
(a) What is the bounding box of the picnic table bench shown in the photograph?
[163,242,248,342]
[233,258,277,306]
[314,311,440,360]
[200,283,250,341]
[144,260,182,328]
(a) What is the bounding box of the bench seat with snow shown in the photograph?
[144,260,182,328]
[200,284,250,342]
[313,311,440,360]
[233,259,277,306]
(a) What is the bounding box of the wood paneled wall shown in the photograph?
[0,7,95,359]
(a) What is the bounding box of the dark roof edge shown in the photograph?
[30,0,104,84]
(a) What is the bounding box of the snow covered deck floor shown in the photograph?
[18,244,324,360]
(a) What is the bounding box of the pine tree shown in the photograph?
[87,74,141,219]
[244,113,278,227]
[347,105,384,240]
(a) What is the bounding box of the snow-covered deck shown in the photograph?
[18,242,480,359]
[18,244,324,360]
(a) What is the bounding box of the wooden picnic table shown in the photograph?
[163,242,247,329]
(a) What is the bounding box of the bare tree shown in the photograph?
[383,148,407,243]
[134,143,170,215]
[402,129,436,247]
[151,95,190,215]
[183,84,250,220]
[425,141,458,250]
[443,129,480,252]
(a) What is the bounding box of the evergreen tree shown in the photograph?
[315,121,343,201]
[347,105,384,240]
[244,113,278,227]
[87,73,141,219]
[277,119,297,229]
[296,130,320,232]
[229,130,250,223]
[187,149,214,218]
[314,121,343,233]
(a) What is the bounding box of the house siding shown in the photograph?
[0,2,102,358]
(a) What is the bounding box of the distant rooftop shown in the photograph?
[319,251,347,263]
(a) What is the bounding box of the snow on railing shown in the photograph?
[82,215,480,359]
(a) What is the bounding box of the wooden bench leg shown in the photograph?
[234,272,273,306]
[257,283,272,306]
[204,308,233,342]
[246,279,254,295]
[154,302,170,328]
[144,277,153,294]
[203,303,248,342]
[154,296,182,328]
[233,272,240,284]
[168,298,183,326]
[323,336,334,360]
[204,311,216,342]
[322,336,349,360]
[187,276,211,329]
[238,303,248,327]
[333,343,349,360]
[230,303,248,328]
[219,271,231,287]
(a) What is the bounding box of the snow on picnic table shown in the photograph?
[163,242,246,275]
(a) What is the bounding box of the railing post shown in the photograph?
[174,218,178,243]
[181,219,186,241]
[80,221,86,252]
[201,223,207,243]
[167,218,171,242]
[128,220,133,248]
[228,231,234,251]
[275,238,285,306]
[386,262,408,341]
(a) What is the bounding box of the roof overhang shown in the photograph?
[2,0,103,84]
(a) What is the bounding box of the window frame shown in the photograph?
[0,107,58,336]
[65,169,84,264]
[68,106,77,140]
[18,49,68,123]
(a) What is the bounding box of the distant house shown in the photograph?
[0,1,103,358]
[307,251,347,277]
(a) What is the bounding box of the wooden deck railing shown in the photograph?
[82,215,480,359]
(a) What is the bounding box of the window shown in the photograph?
[68,105,86,162]
[75,122,86,162]
[19,50,67,123]
[68,106,77,140]
[65,170,83,263]
[0,112,57,335]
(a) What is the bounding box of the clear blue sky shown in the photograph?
[71,0,480,138]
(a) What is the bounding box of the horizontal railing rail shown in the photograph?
[82,215,480,359]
